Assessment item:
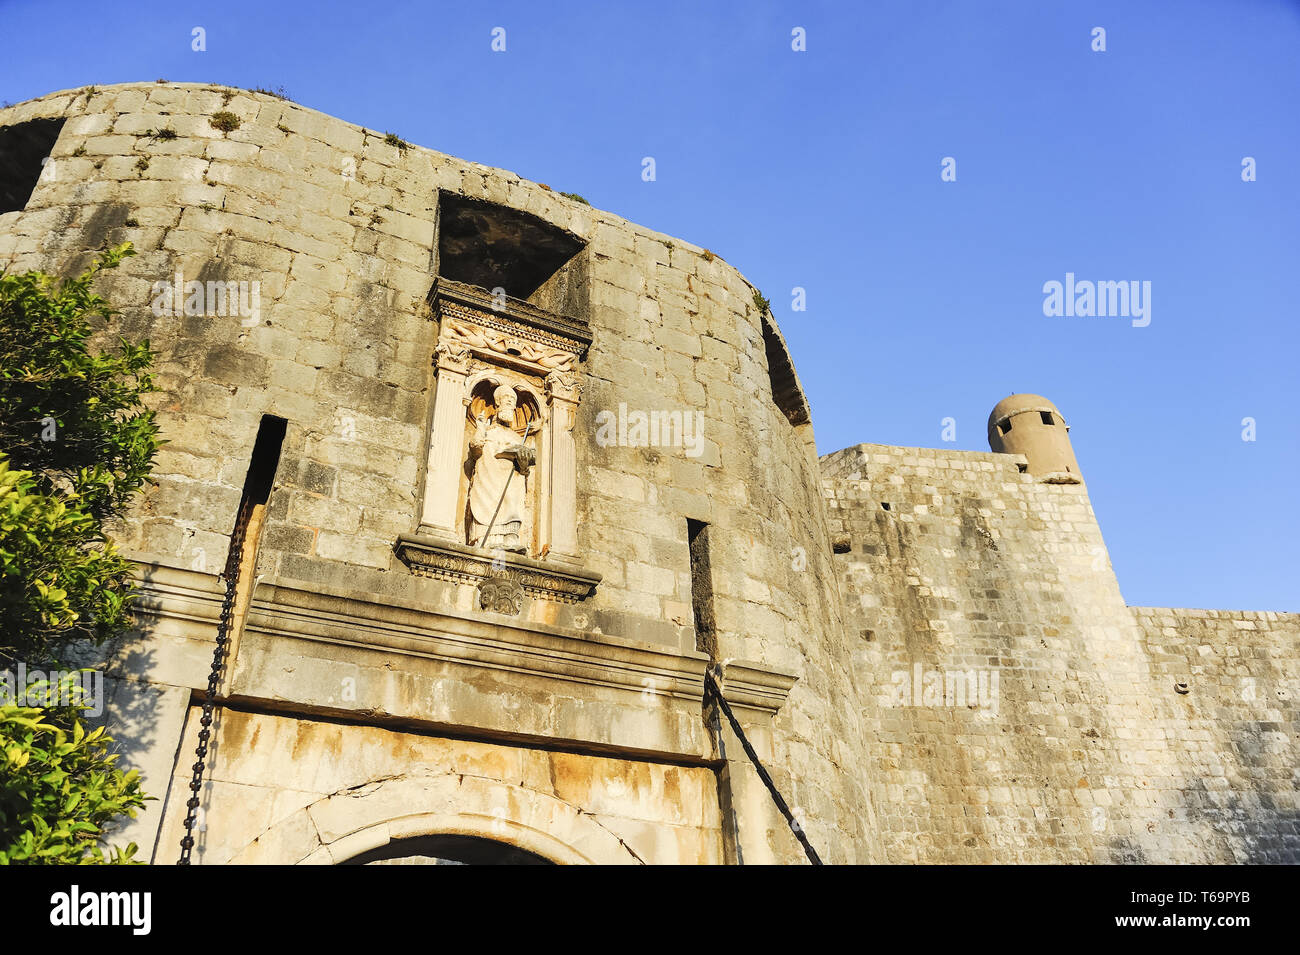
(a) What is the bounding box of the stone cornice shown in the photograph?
[238,572,796,717]
[395,534,601,604]
[246,576,708,700]
[715,661,800,715]
[430,277,592,357]
[130,560,225,632]
[121,560,799,760]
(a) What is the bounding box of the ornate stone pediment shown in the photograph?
[442,316,578,374]
[429,278,591,361]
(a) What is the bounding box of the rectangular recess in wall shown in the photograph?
[686,519,717,658]
[436,192,585,299]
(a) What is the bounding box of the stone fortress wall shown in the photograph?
[0,83,1293,864]
[0,83,874,864]
[823,438,1298,864]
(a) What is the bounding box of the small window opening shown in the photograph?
[1040,411,1054,426]
[436,192,585,298]
[998,419,1012,435]
[881,502,891,511]
[0,118,67,214]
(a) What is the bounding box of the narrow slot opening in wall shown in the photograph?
[760,312,811,427]
[998,419,1012,435]
[241,414,288,507]
[218,413,288,694]
[0,117,66,214]
[1040,411,1054,425]
[686,519,717,658]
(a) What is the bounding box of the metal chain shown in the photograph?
[177,496,254,865]
[704,667,824,865]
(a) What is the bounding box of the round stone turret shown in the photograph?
[987,394,1082,483]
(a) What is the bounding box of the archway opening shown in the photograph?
[342,834,554,866]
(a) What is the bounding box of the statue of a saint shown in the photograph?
[467,385,535,552]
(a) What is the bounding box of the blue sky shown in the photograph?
[2,0,1296,611]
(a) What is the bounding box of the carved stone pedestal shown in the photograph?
[395,534,601,611]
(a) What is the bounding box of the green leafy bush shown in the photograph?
[0,243,161,667]
[0,243,160,864]
[0,674,145,864]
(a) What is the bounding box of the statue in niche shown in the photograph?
[467,384,535,553]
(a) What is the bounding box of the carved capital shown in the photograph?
[434,340,472,373]
[545,370,582,404]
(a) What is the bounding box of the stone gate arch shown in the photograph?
[228,773,643,865]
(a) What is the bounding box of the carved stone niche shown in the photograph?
[399,278,598,607]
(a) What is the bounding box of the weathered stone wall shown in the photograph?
[0,84,877,864]
[824,443,1298,863]
[1129,607,1299,863]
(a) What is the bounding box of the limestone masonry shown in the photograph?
[1,83,1294,864]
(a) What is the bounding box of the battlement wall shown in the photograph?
[824,443,1298,862]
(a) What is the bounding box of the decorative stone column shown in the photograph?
[546,370,581,561]
[419,341,472,537]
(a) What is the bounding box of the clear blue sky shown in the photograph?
[2,0,1296,611]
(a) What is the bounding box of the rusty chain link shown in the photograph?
[177,496,255,865]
